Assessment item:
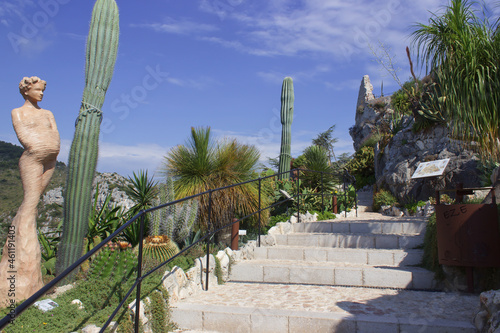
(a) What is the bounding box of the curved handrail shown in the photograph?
[0,167,356,331]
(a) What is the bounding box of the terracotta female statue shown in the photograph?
[0,77,60,305]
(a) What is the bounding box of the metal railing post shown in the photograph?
[205,190,212,291]
[258,178,262,247]
[321,172,324,212]
[296,170,300,223]
[343,172,347,218]
[134,212,145,333]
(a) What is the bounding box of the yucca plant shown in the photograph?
[162,127,268,236]
[56,0,119,279]
[411,0,500,160]
[302,145,336,191]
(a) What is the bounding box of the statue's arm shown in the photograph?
[47,110,58,131]
[11,109,32,150]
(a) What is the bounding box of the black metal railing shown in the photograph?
[0,168,356,332]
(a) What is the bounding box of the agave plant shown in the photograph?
[121,170,158,247]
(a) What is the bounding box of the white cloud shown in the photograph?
[257,64,331,84]
[324,79,360,92]
[166,76,220,89]
[58,140,170,178]
[197,0,450,63]
[211,127,353,168]
[131,18,218,35]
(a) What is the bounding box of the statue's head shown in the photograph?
[19,77,46,99]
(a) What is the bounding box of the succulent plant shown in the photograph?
[142,235,180,263]
[150,178,198,245]
[278,77,294,180]
[56,0,119,280]
[87,247,136,283]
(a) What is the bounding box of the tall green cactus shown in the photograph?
[56,0,119,279]
[278,77,294,180]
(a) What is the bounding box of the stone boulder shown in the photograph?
[376,125,482,201]
[475,289,500,332]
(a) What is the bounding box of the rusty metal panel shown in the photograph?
[436,204,500,267]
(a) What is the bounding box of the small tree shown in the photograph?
[312,125,338,164]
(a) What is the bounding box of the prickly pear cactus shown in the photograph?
[278,77,294,180]
[57,0,119,280]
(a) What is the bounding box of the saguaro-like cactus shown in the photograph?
[56,0,119,278]
[278,77,294,180]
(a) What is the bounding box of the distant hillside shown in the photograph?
[0,141,67,246]
[0,140,133,248]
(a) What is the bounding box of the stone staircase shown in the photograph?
[171,193,479,332]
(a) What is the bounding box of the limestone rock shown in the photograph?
[476,289,500,332]
[162,266,188,303]
[71,299,84,310]
[81,324,101,333]
[43,187,64,205]
[260,235,276,246]
[129,298,152,333]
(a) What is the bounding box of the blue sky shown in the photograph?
[0,0,484,177]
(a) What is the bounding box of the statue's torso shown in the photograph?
[12,107,60,161]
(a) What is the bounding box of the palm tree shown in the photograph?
[411,0,500,159]
[162,127,267,238]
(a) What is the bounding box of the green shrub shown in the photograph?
[391,89,411,115]
[146,288,175,333]
[422,213,445,280]
[372,189,398,212]
[315,210,335,220]
[477,159,499,186]
[403,200,427,215]
[346,146,375,189]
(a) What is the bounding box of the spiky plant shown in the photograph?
[411,0,500,159]
[87,248,136,283]
[142,235,180,263]
[162,127,267,234]
[278,77,294,180]
[56,0,119,279]
[150,178,198,245]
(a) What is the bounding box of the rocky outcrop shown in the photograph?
[43,172,133,210]
[376,124,481,201]
[350,75,483,201]
[350,75,381,151]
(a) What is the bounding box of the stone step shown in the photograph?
[292,220,426,235]
[171,283,478,333]
[254,246,423,266]
[274,233,425,249]
[229,260,438,290]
